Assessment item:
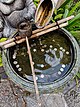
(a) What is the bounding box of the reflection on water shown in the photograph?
[9,31,73,83]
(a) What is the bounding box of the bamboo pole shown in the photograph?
[3,22,68,49]
[0,15,74,48]
[30,22,68,39]
[26,36,41,107]
[32,15,74,34]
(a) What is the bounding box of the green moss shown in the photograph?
[0,38,7,67]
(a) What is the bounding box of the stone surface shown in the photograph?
[0,67,80,107]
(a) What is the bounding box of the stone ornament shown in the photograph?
[0,0,36,38]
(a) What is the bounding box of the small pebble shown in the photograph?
[41,74,44,78]
[13,61,18,65]
[16,65,20,68]
[33,49,37,52]
[62,64,66,68]
[50,45,53,48]
[58,71,61,75]
[18,68,22,72]
[54,48,57,51]
[60,68,64,72]
[41,49,44,52]
[41,64,44,68]
[36,77,38,80]
[60,47,63,50]
[66,51,69,55]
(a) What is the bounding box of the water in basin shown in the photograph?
[9,30,74,83]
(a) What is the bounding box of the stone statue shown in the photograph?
[0,0,36,38]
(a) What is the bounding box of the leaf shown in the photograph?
[63,9,69,18]
[54,14,63,20]
[68,13,80,27]
[33,0,40,3]
[75,76,79,86]
[60,0,73,8]
[0,38,7,42]
[34,2,38,7]
[68,1,80,16]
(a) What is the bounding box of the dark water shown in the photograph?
[9,30,74,83]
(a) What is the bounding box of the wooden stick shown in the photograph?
[32,15,74,34]
[0,15,74,47]
[30,22,68,39]
[0,31,18,47]
[3,22,68,49]
[26,36,41,107]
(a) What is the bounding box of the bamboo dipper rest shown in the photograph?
[18,21,42,106]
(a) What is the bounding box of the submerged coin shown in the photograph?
[54,48,57,51]
[50,45,53,48]
[41,74,44,78]
[36,76,38,80]
[58,71,61,75]
[62,64,66,68]
[41,64,44,68]
[32,62,35,65]
[13,61,18,65]
[41,49,44,52]
[18,68,22,72]
[52,39,55,42]
[16,65,20,68]
[60,47,63,50]
[60,68,64,72]
[13,55,16,59]
[33,49,37,52]
[62,49,65,52]
[46,50,49,53]
[66,51,69,55]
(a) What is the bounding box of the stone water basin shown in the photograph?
[2,28,80,92]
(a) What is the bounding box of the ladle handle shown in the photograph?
[26,36,41,107]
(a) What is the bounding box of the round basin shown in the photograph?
[2,28,80,92]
